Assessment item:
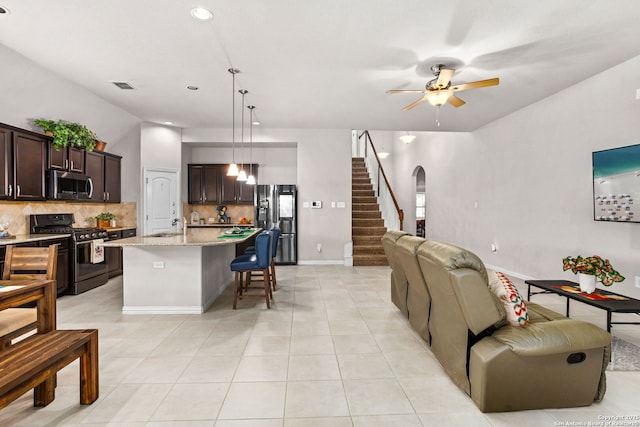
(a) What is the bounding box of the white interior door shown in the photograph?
[144,168,178,235]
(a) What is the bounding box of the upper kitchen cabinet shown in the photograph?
[49,144,85,173]
[188,164,221,204]
[188,164,257,205]
[221,165,258,204]
[104,154,121,203]
[0,126,12,199]
[1,123,47,200]
[85,151,121,203]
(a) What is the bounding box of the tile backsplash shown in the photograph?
[183,203,254,224]
[0,201,137,235]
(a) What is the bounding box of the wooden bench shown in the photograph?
[0,329,98,409]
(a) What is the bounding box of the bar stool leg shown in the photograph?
[270,259,277,291]
[233,272,240,309]
[263,270,271,309]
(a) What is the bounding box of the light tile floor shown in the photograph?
[1,265,639,426]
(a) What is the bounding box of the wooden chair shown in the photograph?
[0,245,58,350]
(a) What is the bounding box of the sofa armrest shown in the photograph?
[491,319,611,357]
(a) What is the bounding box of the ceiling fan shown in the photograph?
[387,64,499,110]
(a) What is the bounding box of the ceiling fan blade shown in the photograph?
[450,77,499,92]
[402,96,428,111]
[386,89,426,94]
[435,68,455,88]
[447,95,466,108]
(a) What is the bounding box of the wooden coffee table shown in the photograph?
[526,280,640,332]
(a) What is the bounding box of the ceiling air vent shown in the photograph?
[112,81,134,90]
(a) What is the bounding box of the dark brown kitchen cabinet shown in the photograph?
[189,163,257,205]
[13,131,46,200]
[85,151,105,202]
[0,126,12,199]
[104,153,121,203]
[105,228,135,278]
[49,145,84,173]
[188,164,221,204]
[84,151,121,203]
[221,166,257,204]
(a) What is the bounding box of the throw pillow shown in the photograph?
[488,271,530,327]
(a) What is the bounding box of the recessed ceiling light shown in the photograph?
[190,7,213,20]
[187,85,199,91]
[164,121,173,125]
[0,5,10,14]
[252,121,261,126]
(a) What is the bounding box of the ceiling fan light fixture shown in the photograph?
[426,90,452,107]
[400,133,415,144]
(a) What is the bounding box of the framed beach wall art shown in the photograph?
[592,143,640,223]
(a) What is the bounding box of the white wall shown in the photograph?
[186,144,297,185]
[0,45,141,203]
[140,123,183,231]
[183,127,352,263]
[390,54,640,299]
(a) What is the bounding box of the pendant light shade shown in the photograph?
[227,68,239,177]
[400,132,416,144]
[227,163,239,176]
[246,105,256,185]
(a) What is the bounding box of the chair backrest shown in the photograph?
[381,230,411,316]
[270,227,281,258]
[396,235,431,343]
[254,231,272,269]
[2,245,58,281]
[416,240,504,394]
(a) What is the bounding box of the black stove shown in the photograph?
[29,213,108,241]
[30,213,109,294]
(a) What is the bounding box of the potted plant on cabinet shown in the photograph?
[34,119,98,152]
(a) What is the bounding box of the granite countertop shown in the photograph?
[102,227,260,247]
[187,223,254,228]
[0,233,72,246]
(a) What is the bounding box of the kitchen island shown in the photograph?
[102,228,260,314]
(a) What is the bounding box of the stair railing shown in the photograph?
[356,130,404,231]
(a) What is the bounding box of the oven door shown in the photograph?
[74,240,108,291]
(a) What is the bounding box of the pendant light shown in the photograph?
[400,132,415,144]
[246,105,256,185]
[227,68,240,176]
[237,89,248,181]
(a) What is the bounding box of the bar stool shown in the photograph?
[230,231,272,309]
[245,226,280,291]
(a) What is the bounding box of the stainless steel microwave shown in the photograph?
[47,170,93,200]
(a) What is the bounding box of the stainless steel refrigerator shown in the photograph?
[255,184,297,264]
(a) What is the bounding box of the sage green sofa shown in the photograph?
[383,232,611,412]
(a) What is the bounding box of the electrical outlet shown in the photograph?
[153,261,165,269]
[635,276,640,288]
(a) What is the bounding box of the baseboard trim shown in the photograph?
[298,260,345,266]
[122,306,204,314]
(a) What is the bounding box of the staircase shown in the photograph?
[352,157,388,266]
